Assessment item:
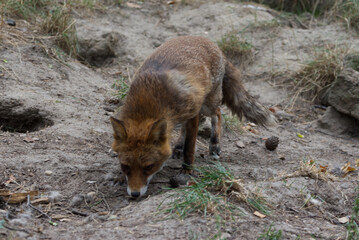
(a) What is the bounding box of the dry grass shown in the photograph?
[217,32,254,67]
[330,0,359,31]
[276,160,338,182]
[241,0,336,15]
[291,44,349,104]
[42,7,78,57]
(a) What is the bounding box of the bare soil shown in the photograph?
[1,1,359,239]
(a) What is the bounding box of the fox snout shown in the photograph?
[127,184,148,198]
[126,174,155,198]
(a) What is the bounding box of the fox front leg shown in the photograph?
[182,115,199,174]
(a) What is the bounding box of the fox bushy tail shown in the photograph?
[222,61,276,126]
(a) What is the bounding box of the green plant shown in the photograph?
[347,182,359,240]
[112,76,130,100]
[42,7,78,57]
[258,225,283,240]
[160,162,238,219]
[160,162,270,221]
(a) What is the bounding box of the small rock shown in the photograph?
[48,191,63,202]
[279,155,286,160]
[338,216,350,224]
[44,170,53,176]
[235,140,245,148]
[6,19,16,26]
[70,194,85,207]
[108,215,118,220]
[86,191,96,202]
[169,174,191,188]
[219,233,231,240]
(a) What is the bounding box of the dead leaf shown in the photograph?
[126,2,141,8]
[253,211,266,218]
[341,162,357,175]
[167,0,176,4]
[319,165,328,173]
[24,136,35,143]
[249,128,259,134]
[338,216,349,224]
[269,107,276,113]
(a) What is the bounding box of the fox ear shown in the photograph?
[147,119,167,145]
[110,117,127,142]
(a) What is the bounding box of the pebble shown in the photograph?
[236,140,245,148]
[6,19,16,26]
[44,170,53,176]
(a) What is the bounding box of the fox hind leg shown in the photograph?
[209,107,222,159]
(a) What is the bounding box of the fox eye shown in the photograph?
[121,164,130,175]
[144,164,155,172]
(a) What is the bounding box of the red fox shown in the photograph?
[110,36,275,198]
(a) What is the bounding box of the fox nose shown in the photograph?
[131,191,140,198]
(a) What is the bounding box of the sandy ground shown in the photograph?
[1,1,359,239]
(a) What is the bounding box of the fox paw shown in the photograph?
[209,144,221,160]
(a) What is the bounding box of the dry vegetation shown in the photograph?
[291,44,350,103]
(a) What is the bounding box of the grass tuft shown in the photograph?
[218,32,254,65]
[160,162,238,220]
[222,112,243,133]
[1,0,48,20]
[291,44,349,104]
[160,162,270,220]
[112,76,130,100]
[42,7,78,57]
[331,0,359,31]
[257,225,283,240]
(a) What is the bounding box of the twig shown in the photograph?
[98,190,111,213]
[3,223,30,234]
[71,209,89,217]
[27,195,53,221]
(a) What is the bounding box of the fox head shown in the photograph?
[110,116,171,198]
